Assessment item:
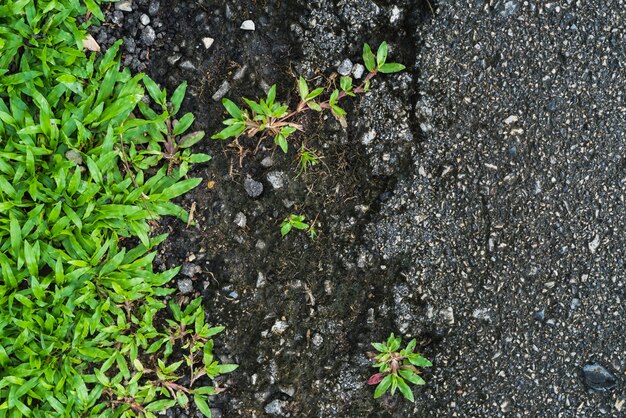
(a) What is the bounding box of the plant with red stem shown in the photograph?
[212,42,405,154]
[367,333,432,402]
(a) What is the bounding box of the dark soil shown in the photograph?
[95,0,625,417]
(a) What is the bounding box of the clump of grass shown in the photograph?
[0,1,234,416]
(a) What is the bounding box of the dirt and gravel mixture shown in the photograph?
[94,0,624,416]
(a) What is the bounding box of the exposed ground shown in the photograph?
[97,0,624,416]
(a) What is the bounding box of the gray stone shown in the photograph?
[140,26,155,46]
[353,63,365,79]
[177,279,193,294]
[140,14,150,26]
[264,400,288,416]
[266,171,287,189]
[256,272,267,288]
[233,212,247,228]
[114,0,132,12]
[148,1,159,16]
[212,80,231,101]
[179,60,195,71]
[260,156,274,167]
[244,176,263,198]
[582,363,617,392]
[271,320,289,335]
[337,58,353,76]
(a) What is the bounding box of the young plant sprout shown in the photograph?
[280,214,318,238]
[368,333,432,402]
[212,42,405,154]
[296,144,320,177]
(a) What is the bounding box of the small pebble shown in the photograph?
[140,14,150,25]
[233,212,247,228]
[266,171,287,189]
[202,37,215,49]
[212,80,231,101]
[115,0,132,12]
[256,272,267,288]
[271,320,289,335]
[240,20,255,31]
[582,363,617,392]
[353,63,365,79]
[337,58,353,76]
[244,176,264,198]
[140,26,156,46]
[178,279,193,294]
[148,1,160,16]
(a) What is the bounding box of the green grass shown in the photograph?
[0,1,234,416]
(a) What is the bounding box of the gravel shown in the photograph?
[582,363,618,392]
[244,176,264,198]
[364,1,626,415]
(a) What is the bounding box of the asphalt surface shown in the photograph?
[367,0,625,416]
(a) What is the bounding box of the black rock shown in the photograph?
[582,363,617,392]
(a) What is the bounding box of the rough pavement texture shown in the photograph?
[367,0,625,416]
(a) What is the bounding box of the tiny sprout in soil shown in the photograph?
[296,144,320,177]
[212,41,405,155]
[280,214,318,238]
[368,333,432,402]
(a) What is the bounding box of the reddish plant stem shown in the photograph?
[277,70,379,122]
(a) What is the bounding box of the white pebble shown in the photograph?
[240,20,255,31]
[202,37,214,49]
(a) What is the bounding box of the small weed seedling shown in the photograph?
[280,214,317,238]
[212,42,405,154]
[368,334,432,402]
[296,144,320,177]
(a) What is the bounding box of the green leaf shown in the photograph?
[189,153,212,163]
[266,85,277,107]
[143,75,166,106]
[174,113,195,135]
[212,122,246,139]
[374,374,392,399]
[84,0,105,21]
[298,76,309,100]
[307,101,322,112]
[170,81,188,114]
[222,98,244,120]
[399,369,426,386]
[194,396,212,417]
[274,134,288,153]
[243,98,264,115]
[378,63,406,73]
[9,211,22,255]
[281,223,292,236]
[396,376,415,402]
[376,41,388,67]
[363,43,376,72]
[408,355,432,368]
[145,399,177,411]
[340,76,352,92]
[371,342,387,352]
[305,87,324,101]
[178,131,206,148]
